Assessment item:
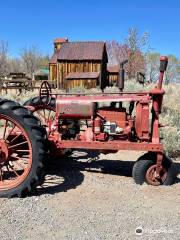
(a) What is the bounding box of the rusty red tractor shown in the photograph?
[0,56,175,197]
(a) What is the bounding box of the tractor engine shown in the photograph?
[56,100,135,141]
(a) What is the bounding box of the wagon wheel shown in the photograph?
[24,81,29,90]
[28,81,33,91]
[39,81,52,105]
[0,100,47,197]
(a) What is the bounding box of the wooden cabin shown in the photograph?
[49,38,108,89]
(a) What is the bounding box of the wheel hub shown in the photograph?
[146,164,167,186]
[0,140,9,164]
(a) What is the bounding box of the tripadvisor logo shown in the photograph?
[135,227,143,235]
[135,226,173,235]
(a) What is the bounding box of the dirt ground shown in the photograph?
[0,150,180,240]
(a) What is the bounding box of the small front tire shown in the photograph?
[132,154,174,186]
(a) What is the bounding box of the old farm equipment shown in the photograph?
[0,56,175,197]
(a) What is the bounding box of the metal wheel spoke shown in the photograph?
[10,156,30,165]
[8,164,20,177]
[10,154,30,161]
[10,132,22,144]
[8,141,28,149]
[47,110,52,122]
[0,112,34,193]
[5,124,16,141]
[43,109,46,121]
[33,106,56,127]
[0,169,3,182]
[37,110,46,122]
[6,164,10,172]
[2,120,8,139]
[10,155,26,160]
[51,113,56,121]
[15,149,30,153]
[36,110,42,120]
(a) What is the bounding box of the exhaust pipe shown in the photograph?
[158,56,168,89]
[118,60,128,91]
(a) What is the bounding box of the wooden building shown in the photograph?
[107,65,120,86]
[33,68,49,81]
[49,38,108,89]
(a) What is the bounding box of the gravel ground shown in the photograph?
[0,150,179,240]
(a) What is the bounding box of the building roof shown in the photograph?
[49,50,60,64]
[66,72,100,80]
[54,38,68,43]
[50,41,107,63]
[107,65,120,73]
[34,68,49,76]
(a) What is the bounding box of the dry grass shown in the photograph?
[1,82,179,156]
[160,84,180,157]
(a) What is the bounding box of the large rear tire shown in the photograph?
[0,99,47,197]
[24,96,56,110]
[24,96,56,127]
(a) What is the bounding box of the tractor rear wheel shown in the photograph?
[24,96,73,159]
[0,99,47,197]
[24,96,56,126]
[132,153,174,186]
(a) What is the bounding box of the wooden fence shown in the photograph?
[0,79,57,94]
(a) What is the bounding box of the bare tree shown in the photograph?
[146,53,179,84]
[145,52,160,82]
[8,58,24,73]
[0,40,9,76]
[176,65,180,83]
[39,55,50,69]
[125,28,149,79]
[107,41,145,80]
[165,55,179,84]
[106,41,129,66]
[107,28,149,80]
[20,46,42,77]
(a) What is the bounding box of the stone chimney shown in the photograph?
[54,38,68,52]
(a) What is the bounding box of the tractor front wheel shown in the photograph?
[132,153,174,186]
[0,99,47,197]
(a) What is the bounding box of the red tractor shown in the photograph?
[0,56,175,197]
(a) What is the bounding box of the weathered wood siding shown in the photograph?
[57,60,101,89]
[66,79,97,90]
[49,64,57,82]
[49,44,108,90]
[108,73,119,86]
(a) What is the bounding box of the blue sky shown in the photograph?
[0,0,180,58]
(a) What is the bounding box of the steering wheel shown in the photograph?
[39,81,52,105]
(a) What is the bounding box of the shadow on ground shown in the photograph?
[32,151,180,196]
